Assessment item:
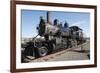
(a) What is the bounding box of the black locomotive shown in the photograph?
[22,12,86,60]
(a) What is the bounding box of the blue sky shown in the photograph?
[21,10,90,38]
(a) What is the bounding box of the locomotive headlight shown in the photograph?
[38,23,46,36]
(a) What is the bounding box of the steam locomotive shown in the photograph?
[22,12,86,59]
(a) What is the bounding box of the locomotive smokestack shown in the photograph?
[47,11,51,23]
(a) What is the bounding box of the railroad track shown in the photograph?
[23,41,90,63]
